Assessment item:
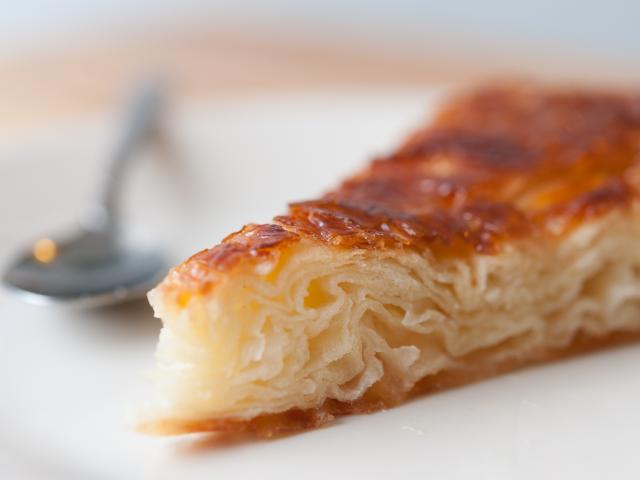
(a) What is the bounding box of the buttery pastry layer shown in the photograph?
[141,84,640,434]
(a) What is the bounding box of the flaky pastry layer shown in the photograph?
[142,84,640,435]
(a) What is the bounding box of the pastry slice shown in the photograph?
[140,84,640,436]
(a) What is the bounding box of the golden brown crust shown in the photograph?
[161,224,299,296]
[167,84,640,290]
[140,329,640,438]
[277,85,639,252]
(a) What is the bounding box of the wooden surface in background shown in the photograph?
[1,27,639,133]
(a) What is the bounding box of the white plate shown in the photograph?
[2,89,640,480]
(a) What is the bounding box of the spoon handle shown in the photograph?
[94,79,166,233]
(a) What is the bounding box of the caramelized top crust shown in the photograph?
[164,224,297,294]
[166,85,640,291]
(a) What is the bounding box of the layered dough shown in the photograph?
[142,210,640,433]
[141,84,640,435]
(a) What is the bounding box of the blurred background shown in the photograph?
[2,0,639,135]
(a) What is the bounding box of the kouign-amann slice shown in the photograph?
[141,85,640,436]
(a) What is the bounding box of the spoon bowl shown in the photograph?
[3,229,167,307]
[2,81,170,308]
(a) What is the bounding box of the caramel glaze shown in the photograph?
[170,85,640,290]
[165,223,297,294]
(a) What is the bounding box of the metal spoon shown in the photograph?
[2,81,169,307]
